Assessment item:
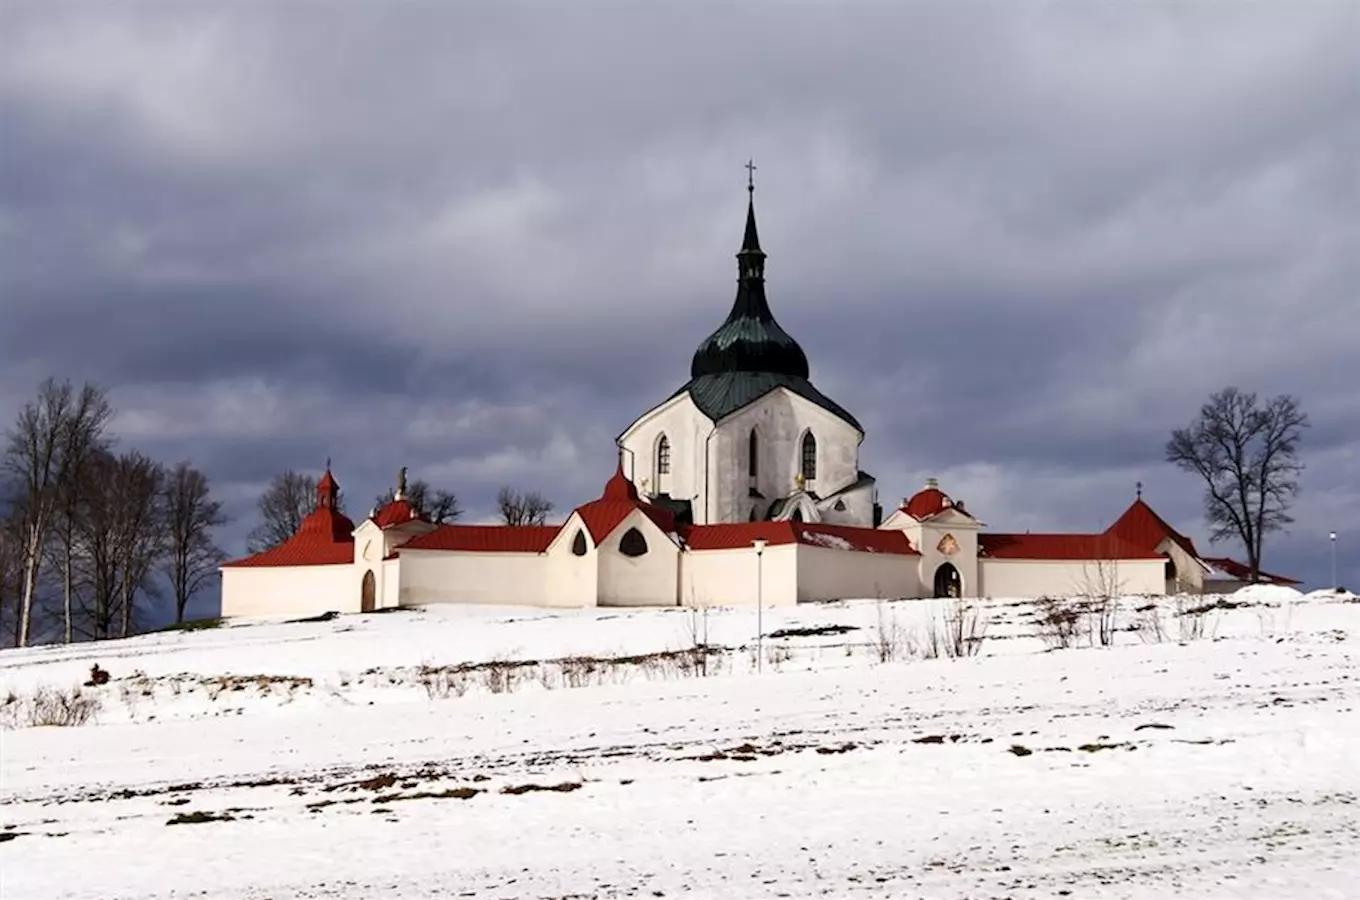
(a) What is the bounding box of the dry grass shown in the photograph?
[1,685,103,729]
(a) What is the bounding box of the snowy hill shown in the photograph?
[3,590,1359,899]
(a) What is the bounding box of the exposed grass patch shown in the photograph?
[500,782,583,795]
[155,617,224,633]
[167,810,236,826]
[1008,745,1034,757]
[286,610,339,624]
[372,787,483,803]
[767,624,859,639]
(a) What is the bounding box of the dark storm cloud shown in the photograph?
[1,2,1358,589]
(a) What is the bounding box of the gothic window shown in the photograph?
[619,527,648,557]
[656,435,671,475]
[571,529,588,557]
[800,432,817,481]
[748,429,758,478]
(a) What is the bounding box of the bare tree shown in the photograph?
[161,462,227,623]
[373,478,462,524]
[2,378,112,647]
[0,506,25,646]
[246,469,343,553]
[73,451,164,639]
[1166,387,1308,583]
[497,486,554,526]
[112,453,164,638]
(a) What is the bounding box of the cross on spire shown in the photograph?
[745,158,757,193]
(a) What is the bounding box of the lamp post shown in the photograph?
[752,538,767,673]
[1330,531,1338,590]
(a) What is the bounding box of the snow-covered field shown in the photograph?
[3,588,1359,899]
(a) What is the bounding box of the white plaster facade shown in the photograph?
[619,388,872,527]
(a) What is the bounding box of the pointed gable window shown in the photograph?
[656,435,671,476]
[619,527,648,557]
[571,529,588,557]
[800,432,817,481]
[748,429,758,478]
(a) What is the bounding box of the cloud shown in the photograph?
[1,2,1357,594]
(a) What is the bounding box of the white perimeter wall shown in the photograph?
[795,546,919,602]
[681,544,798,607]
[397,552,557,607]
[980,558,1167,598]
[221,565,357,618]
[595,518,680,608]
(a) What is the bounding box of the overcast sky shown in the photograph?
[2,2,1357,608]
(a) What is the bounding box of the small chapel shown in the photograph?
[220,178,1296,617]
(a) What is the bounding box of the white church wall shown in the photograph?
[618,394,712,516]
[1159,539,1204,594]
[795,547,920,602]
[979,558,1166,598]
[545,518,600,608]
[681,544,799,607]
[817,484,875,527]
[397,551,555,607]
[713,389,864,525]
[221,564,358,618]
[595,511,680,608]
[381,559,401,610]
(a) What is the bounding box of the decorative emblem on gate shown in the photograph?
[937,534,960,556]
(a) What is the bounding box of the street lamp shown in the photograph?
[752,538,767,673]
[1330,531,1338,591]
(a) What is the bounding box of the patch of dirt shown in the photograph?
[767,624,860,639]
[1077,742,1136,753]
[1009,745,1034,757]
[167,810,237,826]
[1134,723,1175,731]
[815,742,858,755]
[373,787,483,803]
[0,832,23,843]
[286,610,340,624]
[500,782,583,795]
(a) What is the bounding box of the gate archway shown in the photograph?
[933,563,962,599]
[360,570,376,613]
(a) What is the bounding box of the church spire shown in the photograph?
[689,165,809,380]
[738,159,765,279]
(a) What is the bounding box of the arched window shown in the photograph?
[619,527,648,557]
[1164,556,1177,581]
[571,529,588,557]
[656,435,671,475]
[800,432,817,481]
[748,429,758,478]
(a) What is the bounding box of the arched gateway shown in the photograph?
[360,570,376,613]
[933,562,962,599]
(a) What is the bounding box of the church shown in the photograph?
[220,180,1296,617]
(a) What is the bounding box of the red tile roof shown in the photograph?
[371,497,426,529]
[1200,556,1301,585]
[681,521,918,554]
[903,486,951,520]
[979,532,1164,561]
[222,507,356,568]
[400,524,559,554]
[681,521,800,551]
[1105,499,1200,559]
[573,461,677,543]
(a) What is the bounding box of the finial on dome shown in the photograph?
[926,477,939,489]
[1136,480,1143,500]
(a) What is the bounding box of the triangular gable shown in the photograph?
[1106,499,1200,559]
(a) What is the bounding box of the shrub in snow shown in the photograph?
[0,685,102,729]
